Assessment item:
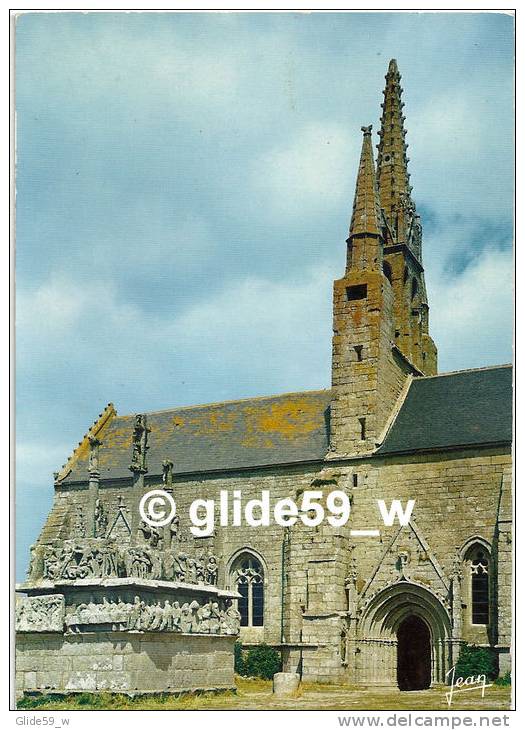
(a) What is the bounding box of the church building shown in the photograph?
[22,59,512,690]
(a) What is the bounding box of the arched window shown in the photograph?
[231,553,264,627]
[469,548,490,625]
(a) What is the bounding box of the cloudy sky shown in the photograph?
[15,11,514,579]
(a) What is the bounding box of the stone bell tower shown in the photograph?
[329,60,437,457]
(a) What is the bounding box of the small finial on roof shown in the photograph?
[388,58,398,73]
[361,124,373,136]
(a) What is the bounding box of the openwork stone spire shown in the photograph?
[376,58,412,239]
[349,125,382,238]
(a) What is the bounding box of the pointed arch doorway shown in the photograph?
[356,582,452,687]
[397,615,431,690]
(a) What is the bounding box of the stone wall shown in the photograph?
[16,631,236,695]
[28,444,512,685]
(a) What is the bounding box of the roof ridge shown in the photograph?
[120,388,332,418]
[418,363,512,381]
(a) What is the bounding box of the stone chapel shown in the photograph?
[17,59,512,692]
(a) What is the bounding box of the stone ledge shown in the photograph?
[16,577,240,599]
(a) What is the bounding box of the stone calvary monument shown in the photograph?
[16,419,241,695]
[16,59,512,697]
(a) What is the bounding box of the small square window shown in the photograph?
[346,284,367,301]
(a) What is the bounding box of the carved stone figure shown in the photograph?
[88,435,102,473]
[27,544,44,582]
[209,601,222,634]
[138,520,162,548]
[206,555,218,585]
[129,414,150,474]
[163,551,176,581]
[168,514,180,548]
[127,596,142,631]
[162,458,174,490]
[150,550,163,580]
[197,600,211,633]
[187,558,198,583]
[189,600,201,633]
[179,602,192,633]
[397,550,410,578]
[174,601,184,629]
[174,551,188,581]
[196,560,206,583]
[158,600,172,631]
[223,601,241,635]
[94,499,108,538]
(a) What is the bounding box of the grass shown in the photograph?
[17,676,512,711]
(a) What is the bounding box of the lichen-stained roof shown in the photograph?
[59,365,512,484]
[62,390,332,482]
[377,365,513,455]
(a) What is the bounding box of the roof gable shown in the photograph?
[377,365,512,455]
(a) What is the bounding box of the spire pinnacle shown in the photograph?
[388,58,398,74]
[376,58,412,238]
[349,124,382,238]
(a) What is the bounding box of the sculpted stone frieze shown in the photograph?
[15,595,65,633]
[29,539,219,586]
[64,596,240,635]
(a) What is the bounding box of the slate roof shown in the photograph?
[377,365,513,455]
[60,365,512,483]
[62,391,332,482]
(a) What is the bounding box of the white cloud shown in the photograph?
[153,48,240,104]
[16,260,338,403]
[251,122,357,220]
[411,91,482,159]
[17,237,512,405]
[408,86,513,220]
[170,264,335,380]
[429,246,513,371]
[17,275,85,334]
[16,441,73,484]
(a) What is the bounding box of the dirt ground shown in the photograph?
[18,677,513,712]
